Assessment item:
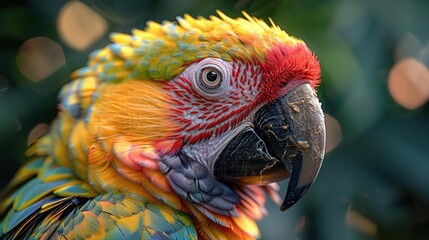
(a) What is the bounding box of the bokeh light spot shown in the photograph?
[27,123,50,146]
[388,58,429,110]
[16,37,66,82]
[58,1,108,51]
[325,114,343,153]
[346,205,377,236]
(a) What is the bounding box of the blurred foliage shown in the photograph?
[1,0,429,239]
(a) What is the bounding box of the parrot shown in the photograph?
[0,11,325,239]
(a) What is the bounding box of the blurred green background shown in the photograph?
[1,0,429,239]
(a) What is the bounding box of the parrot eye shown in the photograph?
[192,58,231,98]
[199,67,222,90]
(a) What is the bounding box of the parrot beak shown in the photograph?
[213,83,325,211]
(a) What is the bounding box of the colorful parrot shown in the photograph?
[0,11,325,239]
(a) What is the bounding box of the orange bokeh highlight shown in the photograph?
[57,1,108,51]
[16,37,66,82]
[388,58,429,110]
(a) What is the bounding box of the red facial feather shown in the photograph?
[164,63,257,145]
[164,46,320,145]
[258,43,321,102]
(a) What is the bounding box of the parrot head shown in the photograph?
[62,11,325,239]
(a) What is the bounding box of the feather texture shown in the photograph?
[0,154,196,239]
[0,11,310,239]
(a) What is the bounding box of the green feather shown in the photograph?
[14,179,68,211]
[2,197,52,233]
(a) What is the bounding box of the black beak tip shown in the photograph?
[280,184,312,211]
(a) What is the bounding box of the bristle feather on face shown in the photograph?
[259,43,321,102]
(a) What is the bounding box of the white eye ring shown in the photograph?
[192,58,230,99]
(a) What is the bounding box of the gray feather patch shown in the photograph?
[160,154,239,215]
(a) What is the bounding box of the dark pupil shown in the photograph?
[206,71,218,82]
